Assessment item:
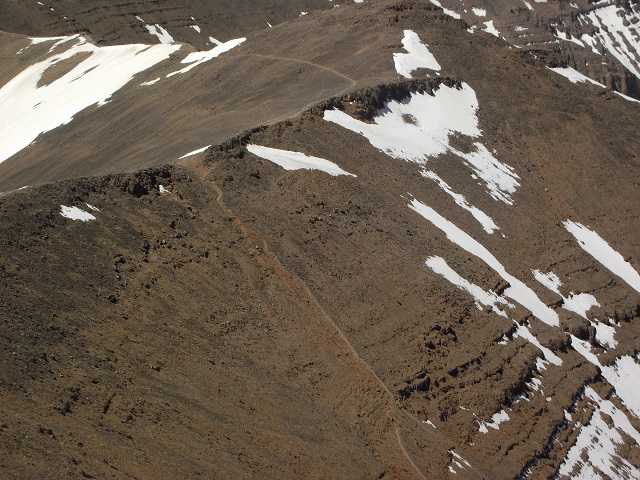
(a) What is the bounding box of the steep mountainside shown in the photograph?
[430,0,640,97]
[0,0,333,47]
[1,0,639,479]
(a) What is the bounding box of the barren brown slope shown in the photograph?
[2,63,640,480]
[0,0,334,47]
[1,0,640,478]
[0,0,397,192]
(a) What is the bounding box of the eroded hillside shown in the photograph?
[1,0,639,479]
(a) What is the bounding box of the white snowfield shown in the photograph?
[324,83,520,204]
[0,36,181,164]
[394,30,441,78]
[247,144,356,177]
[60,205,96,222]
[167,37,246,76]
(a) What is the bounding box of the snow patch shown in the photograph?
[167,37,246,76]
[393,30,441,78]
[0,37,181,164]
[479,410,510,433]
[572,336,640,418]
[426,256,513,316]
[558,386,640,479]
[483,21,501,38]
[548,67,605,88]
[179,145,211,159]
[421,170,499,233]
[430,0,462,18]
[247,144,356,177]
[324,83,520,203]
[532,269,600,319]
[60,205,96,222]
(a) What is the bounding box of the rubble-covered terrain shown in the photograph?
[1,0,639,478]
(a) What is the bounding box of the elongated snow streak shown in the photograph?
[450,143,519,204]
[60,205,96,222]
[179,145,211,159]
[247,144,356,177]
[514,322,562,365]
[393,30,441,78]
[424,257,562,365]
[167,37,246,76]
[448,450,471,474]
[615,91,640,104]
[548,66,605,87]
[422,170,499,233]
[532,269,615,347]
[426,256,512,315]
[549,67,640,104]
[571,336,640,418]
[324,83,520,203]
[532,269,600,319]
[410,199,560,326]
[563,220,640,294]
[140,78,160,86]
[558,387,640,479]
[430,0,461,19]
[0,36,181,164]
